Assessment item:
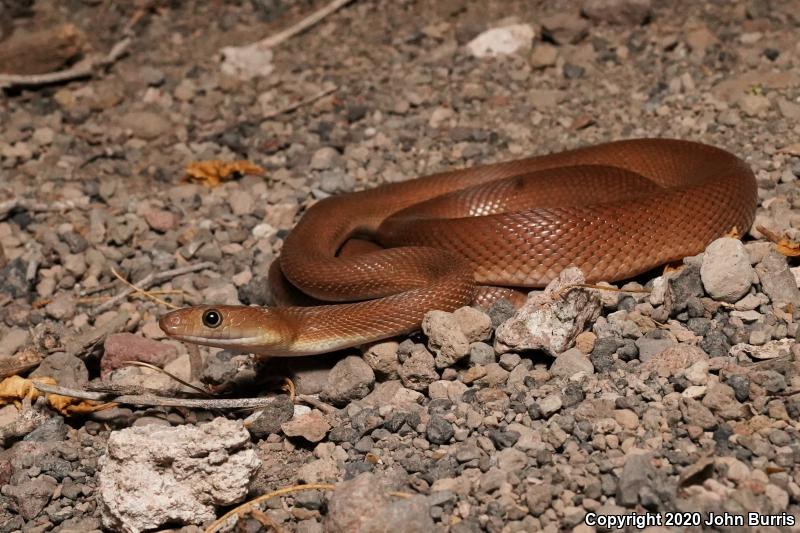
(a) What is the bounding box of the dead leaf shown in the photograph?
[756,225,800,257]
[0,375,110,415]
[0,375,54,401]
[183,160,265,187]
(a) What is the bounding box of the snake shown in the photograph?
[159,138,757,357]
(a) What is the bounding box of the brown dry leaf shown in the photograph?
[0,375,108,415]
[0,375,54,402]
[724,225,742,238]
[183,160,265,187]
[756,225,800,257]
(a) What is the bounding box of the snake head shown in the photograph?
[158,305,294,356]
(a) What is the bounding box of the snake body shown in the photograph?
[159,139,757,356]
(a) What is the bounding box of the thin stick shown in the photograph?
[255,0,354,50]
[0,37,131,89]
[110,267,177,309]
[92,261,215,315]
[205,484,336,533]
[262,85,337,120]
[32,382,281,409]
[204,482,413,533]
[296,394,336,415]
[121,360,212,397]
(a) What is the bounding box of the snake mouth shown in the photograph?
[168,333,266,348]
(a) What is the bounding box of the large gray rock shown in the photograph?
[700,238,754,303]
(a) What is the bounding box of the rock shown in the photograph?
[29,352,88,388]
[778,98,800,121]
[398,344,439,391]
[281,410,331,443]
[98,417,260,531]
[590,336,620,372]
[496,448,528,471]
[4,476,58,520]
[726,374,750,402]
[0,327,29,355]
[702,383,746,419]
[220,42,273,79]
[0,257,31,299]
[310,147,341,170]
[468,342,496,366]
[297,458,341,484]
[320,356,375,406]
[526,484,552,516]
[538,394,563,417]
[574,331,597,354]
[550,347,594,378]
[144,209,177,232]
[428,380,467,402]
[102,333,176,378]
[731,338,793,360]
[614,409,639,430]
[739,94,770,116]
[680,398,717,430]
[529,89,566,110]
[359,380,424,409]
[248,395,295,438]
[466,24,535,58]
[686,26,717,55]
[362,341,400,378]
[616,453,656,506]
[756,252,800,309]
[422,310,470,368]
[453,306,492,342]
[700,238,753,303]
[665,261,703,314]
[540,13,588,45]
[634,337,676,362]
[120,111,171,140]
[530,44,558,68]
[428,106,454,128]
[582,0,652,25]
[288,359,331,395]
[642,345,708,377]
[495,268,601,355]
[426,415,454,444]
[228,189,255,216]
[326,473,434,533]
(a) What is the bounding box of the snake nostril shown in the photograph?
[158,313,180,332]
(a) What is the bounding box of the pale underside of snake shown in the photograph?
[159,138,757,357]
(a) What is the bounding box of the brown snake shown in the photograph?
[159,138,757,356]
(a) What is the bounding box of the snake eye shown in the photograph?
[202,309,222,328]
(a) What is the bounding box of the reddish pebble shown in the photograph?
[144,209,178,232]
[102,333,176,378]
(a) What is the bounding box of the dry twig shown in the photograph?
[262,85,337,120]
[255,0,355,50]
[0,37,131,89]
[32,381,281,409]
[92,261,215,315]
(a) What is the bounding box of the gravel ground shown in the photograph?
[2,0,800,532]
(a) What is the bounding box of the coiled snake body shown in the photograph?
[160,139,757,356]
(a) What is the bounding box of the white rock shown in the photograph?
[220,43,274,79]
[495,268,601,356]
[466,24,535,58]
[99,418,260,532]
[700,238,754,303]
